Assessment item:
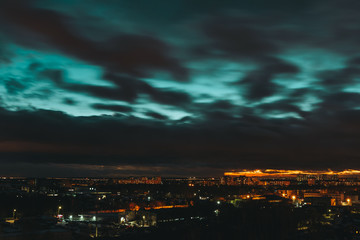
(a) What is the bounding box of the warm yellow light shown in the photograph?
[246,195,250,199]
[282,193,286,197]
[292,195,296,200]
[13,209,16,212]
[347,198,351,202]
[224,169,360,177]
[58,206,62,209]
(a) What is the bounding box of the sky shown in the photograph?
[1,0,360,177]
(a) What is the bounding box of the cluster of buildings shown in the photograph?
[221,169,360,187]
[115,177,162,185]
[2,171,360,239]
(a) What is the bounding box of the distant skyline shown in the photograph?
[1,0,360,177]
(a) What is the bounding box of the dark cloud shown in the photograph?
[33,68,193,107]
[208,100,235,110]
[237,58,300,101]
[4,78,27,95]
[0,41,12,64]
[145,111,168,120]
[256,100,305,117]
[0,103,359,176]
[0,0,188,81]
[347,56,360,67]
[68,84,138,102]
[65,77,193,107]
[103,72,193,106]
[63,98,76,105]
[145,88,192,107]
[194,100,239,122]
[195,14,301,102]
[198,16,278,60]
[316,92,360,112]
[316,67,360,90]
[28,62,42,71]
[38,69,64,85]
[91,103,132,113]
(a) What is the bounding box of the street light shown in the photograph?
[57,206,62,216]
[13,209,16,220]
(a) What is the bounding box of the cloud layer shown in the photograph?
[1,0,360,176]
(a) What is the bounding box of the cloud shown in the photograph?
[33,67,193,107]
[65,75,193,107]
[0,41,13,64]
[256,100,305,117]
[38,69,64,85]
[198,16,278,60]
[238,58,300,101]
[0,104,360,176]
[316,92,360,112]
[0,0,188,81]
[4,78,27,95]
[63,98,76,105]
[2,0,360,176]
[91,103,132,113]
[194,15,301,102]
[145,111,168,120]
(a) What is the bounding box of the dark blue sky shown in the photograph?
[1,0,360,177]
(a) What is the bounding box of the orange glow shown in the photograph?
[292,195,296,200]
[224,169,360,177]
[91,209,126,214]
[148,204,189,210]
[91,205,189,214]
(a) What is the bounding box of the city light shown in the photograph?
[57,206,62,216]
[224,169,360,178]
[2,175,360,238]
